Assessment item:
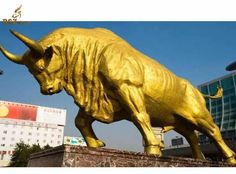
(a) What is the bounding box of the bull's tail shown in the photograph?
[202,86,223,99]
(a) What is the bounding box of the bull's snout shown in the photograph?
[41,82,62,95]
[47,86,54,93]
[41,85,54,95]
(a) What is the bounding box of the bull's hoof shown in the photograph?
[96,139,106,147]
[226,156,236,164]
[87,139,106,148]
[145,145,162,157]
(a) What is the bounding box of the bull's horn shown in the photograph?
[10,30,44,56]
[0,46,23,64]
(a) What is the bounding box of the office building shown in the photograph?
[198,72,236,143]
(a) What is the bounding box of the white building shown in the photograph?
[0,100,66,166]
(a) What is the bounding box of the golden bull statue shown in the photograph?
[0,27,235,164]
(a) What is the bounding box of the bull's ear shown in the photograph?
[44,46,53,60]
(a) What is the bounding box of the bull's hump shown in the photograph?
[47,27,120,39]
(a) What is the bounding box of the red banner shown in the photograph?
[0,102,37,121]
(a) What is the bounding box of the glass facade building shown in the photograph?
[198,72,236,144]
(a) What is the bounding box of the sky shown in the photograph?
[1,22,236,152]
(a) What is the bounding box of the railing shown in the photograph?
[164,144,190,150]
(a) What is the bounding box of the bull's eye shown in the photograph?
[38,66,44,72]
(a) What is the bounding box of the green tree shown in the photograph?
[9,141,52,167]
[43,144,51,150]
[9,142,31,167]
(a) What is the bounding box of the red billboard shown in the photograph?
[0,101,37,121]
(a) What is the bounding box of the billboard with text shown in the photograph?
[0,100,66,125]
[64,136,87,146]
[36,106,66,125]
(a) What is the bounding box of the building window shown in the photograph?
[51,134,54,137]
[20,132,23,135]
[1,154,5,160]
[2,137,5,141]
[58,135,61,138]
[28,132,32,136]
[231,103,236,109]
[1,144,5,147]
[37,139,39,143]
[28,139,31,142]
[223,123,228,130]
[221,76,234,90]
[224,104,230,110]
[12,131,15,134]
[231,114,236,120]
[201,86,208,94]
[217,106,222,112]
[217,100,222,105]
[224,116,229,121]
[224,97,230,103]
[57,141,61,145]
[44,133,47,137]
[43,140,46,143]
[209,82,220,95]
[11,138,15,141]
[50,140,53,144]
[229,122,235,128]
[3,130,7,134]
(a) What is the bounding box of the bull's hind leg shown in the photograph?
[117,83,163,156]
[196,113,236,164]
[175,126,205,160]
[75,110,105,148]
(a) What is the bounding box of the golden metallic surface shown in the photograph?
[0,46,22,64]
[10,30,44,56]
[1,27,235,164]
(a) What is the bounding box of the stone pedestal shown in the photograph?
[27,145,234,167]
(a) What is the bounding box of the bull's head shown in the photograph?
[0,30,64,95]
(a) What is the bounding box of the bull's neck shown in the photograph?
[60,38,103,110]
[61,43,78,98]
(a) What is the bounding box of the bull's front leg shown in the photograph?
[75,110,105,148]
[117,83,163,156]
